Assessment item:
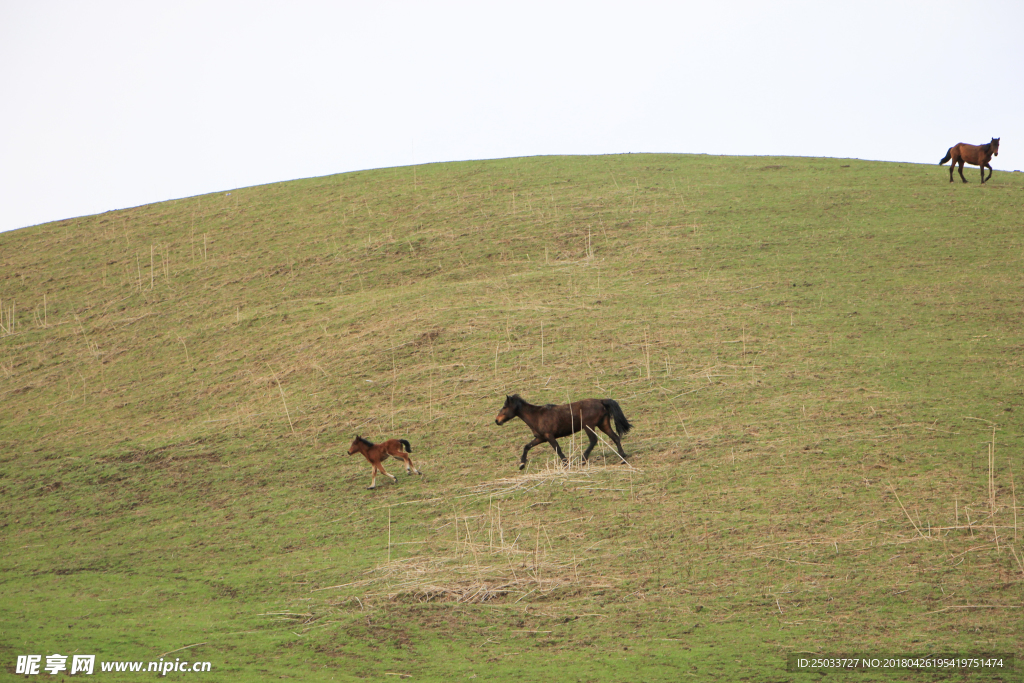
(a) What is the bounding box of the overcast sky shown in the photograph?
[2,1,1021,234]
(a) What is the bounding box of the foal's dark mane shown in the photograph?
[355,435,374,447]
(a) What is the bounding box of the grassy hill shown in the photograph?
[2,154,1022,681]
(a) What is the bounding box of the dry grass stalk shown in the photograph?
[989,428,999,550]
[176,335,191,367]
[1011,465,1018,542]
[266,363,296,436]
[889,485,928,540]
[1010,546,1024,576]
[74,313,100,359]
[642,326,652,379]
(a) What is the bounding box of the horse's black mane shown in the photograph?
[355,435,374,447]
[506,394,557,409]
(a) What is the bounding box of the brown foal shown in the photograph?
[347,436,421,489]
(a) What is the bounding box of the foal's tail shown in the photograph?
[399,439,412,453]
[603,399,633,436]
[939,148,953,165]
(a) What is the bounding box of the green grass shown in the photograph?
[2,154,1023,681]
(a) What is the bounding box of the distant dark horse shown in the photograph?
[940,138,1000,183]
[495,394,632,470]
[347,436,421,489]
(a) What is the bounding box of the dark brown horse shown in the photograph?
[940,138,1000,183]
[347,436,421,489]
[495,394,632,470]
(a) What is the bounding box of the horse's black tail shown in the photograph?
[399,439,412,453]
[603,400,632,436]
[939,148,952,165]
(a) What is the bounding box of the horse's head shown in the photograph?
[991,138,1000,156]
[495,394,520,425]
[347,435,369,455]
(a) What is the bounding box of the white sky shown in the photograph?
[2,1,1021,233]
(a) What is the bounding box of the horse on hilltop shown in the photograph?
[346,436,421,489]
[494,394,632,470]
[940,138,1000,183]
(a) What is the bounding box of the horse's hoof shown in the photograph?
[518,464,526,471]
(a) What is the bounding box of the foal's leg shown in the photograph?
[519,436,544,470]
[396,448,421,475]
[957,160,967,183]
[369,461,397,489]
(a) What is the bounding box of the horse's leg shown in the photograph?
[982,164,992,183]
[368,465,377,490]
[546,436,568,464]
[957,160,967,183]
[582,426,598,461]
[520,437,544,470]
[597,421,629,462]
